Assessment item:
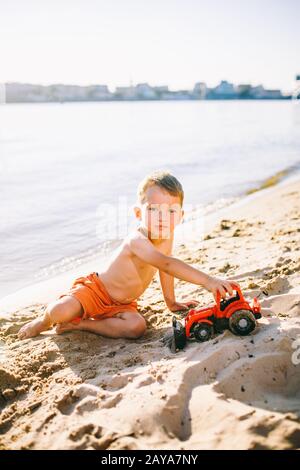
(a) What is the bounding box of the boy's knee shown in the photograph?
[45,296,82,324]
[46,301,64,322]
[46,299,73,323]
[127,317,147,339]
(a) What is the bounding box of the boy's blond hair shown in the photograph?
[137,170,184,207]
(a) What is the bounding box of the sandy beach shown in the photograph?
[0,175,300,450]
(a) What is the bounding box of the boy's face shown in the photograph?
[134,185,184,240]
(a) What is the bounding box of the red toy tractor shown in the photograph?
[172,282,261,350]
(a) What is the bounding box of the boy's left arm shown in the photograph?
[159,240,199,312]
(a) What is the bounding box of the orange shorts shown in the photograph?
[57,271,138,324]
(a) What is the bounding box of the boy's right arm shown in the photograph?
[128,236,238,300]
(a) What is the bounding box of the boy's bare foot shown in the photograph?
[18,318,50,339]
[56,322,79,334]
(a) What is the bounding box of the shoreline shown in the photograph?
[1,167,299,316]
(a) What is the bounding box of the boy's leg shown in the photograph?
[18,295,83,339]
[56,310,147,339]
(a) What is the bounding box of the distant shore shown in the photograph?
[2,80,290,103]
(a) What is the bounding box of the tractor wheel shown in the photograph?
[192,323,213,342]
[229,310,256,336]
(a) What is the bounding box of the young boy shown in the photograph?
[18,170,238,340]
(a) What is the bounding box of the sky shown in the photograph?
[0,0,299,92]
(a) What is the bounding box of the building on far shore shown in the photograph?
[193,82,207,99]
[207,80,236,99]
[5,82,113,102]
[114,85,136,100]
[236,84,283,99]
[135,83,157,99]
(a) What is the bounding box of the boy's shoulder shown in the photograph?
[125,226,173,254]
[120,227,153,261]
[125,226,150,246]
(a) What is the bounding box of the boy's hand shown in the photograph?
[167,299,199,312]
[205,276,239,302]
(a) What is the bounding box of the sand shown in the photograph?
[0,176,300,450]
